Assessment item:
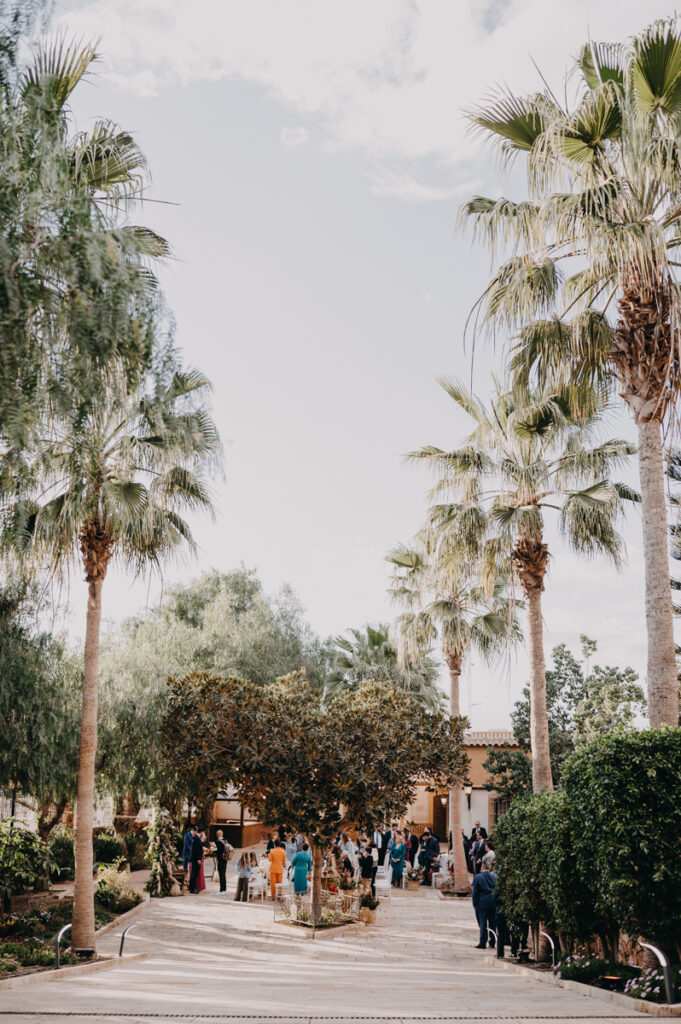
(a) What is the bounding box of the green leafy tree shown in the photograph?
[327,622,442,710]
[161,673,468,922]
[410,379,632,792]
[388,536,518,892]
[1,358,220,952]
[462,18,681,726]
[484,638,644,793]
[562,729,681,957]
[96,567,330,812]
[0,581,80,833]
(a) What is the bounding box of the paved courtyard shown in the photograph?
[0,873,648,1024]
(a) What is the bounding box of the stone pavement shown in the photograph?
[0,872,648,1024]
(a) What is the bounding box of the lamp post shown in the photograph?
[463,780,472,810]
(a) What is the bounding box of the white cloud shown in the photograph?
[368,166,481,203]
[57,0,675,169]
[280,125,309,149]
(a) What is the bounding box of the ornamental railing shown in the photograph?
[274,889,360,934]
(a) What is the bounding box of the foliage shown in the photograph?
[92,830,125,867]
[493,797,552,937]
[97,568,329,807]
[359,893,380,909]
[327,622,442,710]
[0,820,54,915]
[146,809,181,898]
[561,729,681,956]
[625,968,681,1003]
[48,825,75,881]
[161,673,468,843]
[124,827,149,872]
[0,582,80,812]
[555,953,609,983]
[0,938,78,971]
[483,638,644,794]
[94,866,142,914]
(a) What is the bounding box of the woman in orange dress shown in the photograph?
[268,839,287,899]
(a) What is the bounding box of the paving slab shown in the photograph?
[0,874,649,1023]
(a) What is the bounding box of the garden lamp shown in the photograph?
[464,781,472,809]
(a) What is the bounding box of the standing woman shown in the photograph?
[196,831,208,893]
[390,830,407,887]
[234,852,251,902]
[291,842,312,894]
[268,839,287,899]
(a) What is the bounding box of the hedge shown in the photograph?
[494,728,681,959]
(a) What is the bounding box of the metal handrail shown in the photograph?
[539,930,555,969]
[487,925,498,946]
[54,923,71,969]
[118,923,140,957]
[640,941,676,1005]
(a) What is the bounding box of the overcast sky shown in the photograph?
[54,0,677,727]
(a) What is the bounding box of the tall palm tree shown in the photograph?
[1,361,220,951]
[327,622,443,710]
[0,32,163,452]
[388,537,519,893]
[462,18,681,726]
[409,379,634,792]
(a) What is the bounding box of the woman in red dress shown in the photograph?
[196,831,208,892]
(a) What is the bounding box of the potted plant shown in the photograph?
[338,875,357,891]
[359,893,379,925]
[406,866,422,891]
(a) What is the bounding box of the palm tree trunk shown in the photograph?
[637,418,678,727]
[72,577,103,952]
[525,586,553,793]
[445,649,470,893]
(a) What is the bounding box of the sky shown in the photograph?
[52,0,678,727]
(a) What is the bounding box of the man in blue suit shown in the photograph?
[472,857,497,948]
[182,824,194,876]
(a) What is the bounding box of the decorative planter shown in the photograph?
[407,880,420,891]
[359,907,376,925]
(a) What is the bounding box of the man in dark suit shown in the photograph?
[419,829,440,885]
[188,825,203,893]
[470,820,487,842]
[379,826,392,866]
[215,829,233,893]
[472,857,497,948]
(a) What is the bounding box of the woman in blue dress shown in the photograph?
[390,831,407,887]
[291,842,312,894]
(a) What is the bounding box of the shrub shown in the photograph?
[556,953,609,983]
[624,967,681,1003]
[561,729,681,957]
[493,796,551,936]
[92,829,125,866]
[124,828,149,871]
[48,825,75,880]
[94,866,142,914]
[0,819,54,917]
[0,938,78,970]
[360,893,379,909]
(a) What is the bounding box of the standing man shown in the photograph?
[215,830,233,894]
[403,827,417,868]
[188,825,203,894]
[379,824,393,866]
[182,823,194,881]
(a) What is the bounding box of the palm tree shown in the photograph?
[461,18,681,726]
[0,32,163,452]
[409,379,634,792]
[387,537,519,893]
[1,361,220,952]
[327,622,443,710]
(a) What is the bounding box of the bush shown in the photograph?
[48,825,75,881]
[561,729,681,957]
[0,938,78,971]
[94,866,142,914]
[0,820,54,915]
[360,893,379,909]
[124,827,149,871]
[556,953,609,983]
[493,796,551,936]
[624,967,681,1003]
[93,828,126,866]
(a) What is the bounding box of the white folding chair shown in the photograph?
[249,874,266,901]
[431,871,446,888]
[374,865,392,898]
[275,879,293,898]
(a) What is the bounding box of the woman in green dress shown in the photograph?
[291,841,312,894]
[390,831,407,887]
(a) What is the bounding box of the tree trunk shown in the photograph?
[37,799,68,843]
[637,419,678,727]
[525,586,553,793]
[445,649,470,893]
[311,843,323,926]
[72,577,104,953]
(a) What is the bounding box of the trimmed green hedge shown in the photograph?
[494,728,681,959]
